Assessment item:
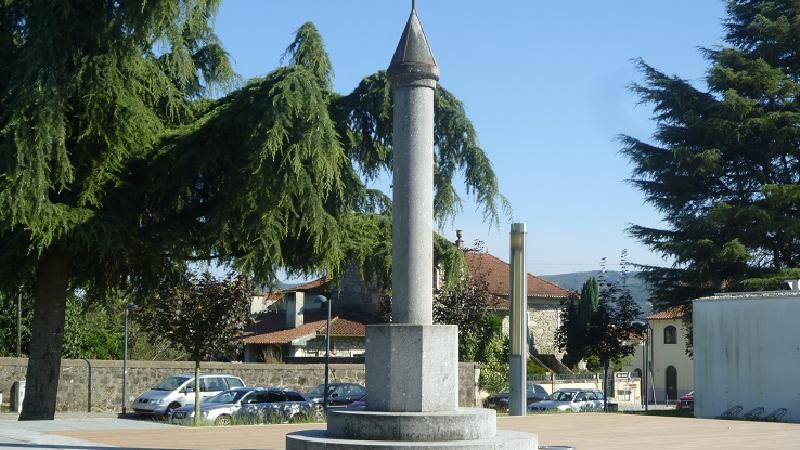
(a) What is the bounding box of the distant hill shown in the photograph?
[541,270,652,317]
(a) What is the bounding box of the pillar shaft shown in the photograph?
[391,78,436,325]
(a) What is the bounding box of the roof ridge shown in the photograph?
[465,249,570,295]
[534,274,572,292]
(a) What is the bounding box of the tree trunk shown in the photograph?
[194,358,200,425]
[19,248,70,421]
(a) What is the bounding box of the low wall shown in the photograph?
[0,358,480,412]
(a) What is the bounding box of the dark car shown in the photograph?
[305,383,366,407]
[348,394,367,408]
[484,383,549,410]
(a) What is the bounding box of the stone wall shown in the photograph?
[0,358,480,412]
[528,302,561,356]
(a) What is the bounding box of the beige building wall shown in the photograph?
[649,318,693,402]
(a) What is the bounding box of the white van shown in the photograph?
[132,373,246,416]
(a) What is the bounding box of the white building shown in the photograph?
[694,291,800,422]
[648,305,693,402]
[621,305,693,403]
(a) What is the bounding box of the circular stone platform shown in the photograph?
[327,407,495,441]
[285,429,537,450]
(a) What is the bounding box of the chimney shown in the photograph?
[285,291,305,328]
[455,229,464,249]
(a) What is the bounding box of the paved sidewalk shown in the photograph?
[0,417,170,449]
[36,413,799,450]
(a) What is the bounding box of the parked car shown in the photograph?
[484,383,549,410]
[676,391,694,410]
[169,387,316,425]
[527,388,604,412]
[348,395,367,408]
[305,383,366,407]
[133,373,246,417]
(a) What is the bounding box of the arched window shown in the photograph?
[666,366,678,401]
[664,325,677,344]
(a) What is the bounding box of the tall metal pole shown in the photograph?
[123,305,129,415]
[641,339,646,409]
[508,223,528,416]
[644,325,650,411]
[16,288,22,357]
[122,302,136,415]
[323,297,331,411]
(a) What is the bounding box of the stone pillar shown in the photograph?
[389,43,437,325]
[286,4,537,447]
[363,3,458,413]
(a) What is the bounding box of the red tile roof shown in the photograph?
[464,251,571,302]
[290,276,333,292]
[242,313,366,345]
[647,305,689,320]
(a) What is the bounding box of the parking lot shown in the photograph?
[2,412,797,450]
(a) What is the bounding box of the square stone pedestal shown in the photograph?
[366,324,458,412]
[286,323,538,449]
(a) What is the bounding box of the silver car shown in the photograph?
[133,373,245,417]
[169,387,315,425]
[527,388,605,412]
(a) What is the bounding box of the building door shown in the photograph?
[666,366,677,401]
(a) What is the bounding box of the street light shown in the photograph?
[16,287,22,357]
[122,302,137,415]
[320,296,332,412]
[508,222,527,416]
[631,319,648,411]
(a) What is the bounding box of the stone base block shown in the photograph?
[285,429,537,449]
[366,324,458,412]
[328,408,495,441]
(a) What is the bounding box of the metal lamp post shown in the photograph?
[122,302,137,415]
[508,223,528,416]
[16,287,22,357]
[322,296,332,411]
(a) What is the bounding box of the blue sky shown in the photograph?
[214,1,728,276]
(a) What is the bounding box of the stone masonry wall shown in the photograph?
[528,303,561,356]
[0,358,480,412]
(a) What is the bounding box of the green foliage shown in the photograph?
[557,277,642,371]
[333,71,510,226]
[0,0,234,254]
[556,278,599,368]
[579,278,599,326]
[743,268,800,291]
[434,271,496,360]
[527,357,548,376]
[62,295,123,360]
[621,0,800,311]
[128,321,189,361]
[433,272,510,392]
[0,289,31,356]
[588,282,642,366]
[475,332,510,393]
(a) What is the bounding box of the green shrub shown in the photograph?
[527,358,548,375]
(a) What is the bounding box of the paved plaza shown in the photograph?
[0,413,796,450]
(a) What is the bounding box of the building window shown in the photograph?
[663,325,677,344]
